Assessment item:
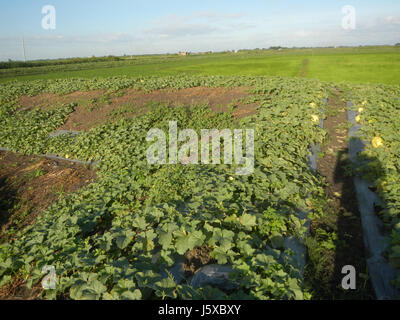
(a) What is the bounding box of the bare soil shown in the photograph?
[19,87,257,131]
[0,150,96,243]
[19,90,105,111]
[184,246,214,277]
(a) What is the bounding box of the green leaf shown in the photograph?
[174,230,205,255]
[159,232,172,250]
[239,213,257,229]
[132,216,148,230]
[120,289,142,300]
[254,254,276,269]
[270,232,285,249]
[153,277,177,299]
[0,275,11,287]
[90,279,107,295]
[210,247,232,264]
[116,234,132,250]
[237,240,255,257]
[210,228,234,251]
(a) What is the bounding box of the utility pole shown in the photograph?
[21,36,26,62]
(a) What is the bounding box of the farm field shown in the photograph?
[0,46,399,85]
[0,72,398,300]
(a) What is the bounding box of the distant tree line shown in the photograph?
[0,55,121,69]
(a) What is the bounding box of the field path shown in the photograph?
[306,88,375,299]
[299,59,309,77]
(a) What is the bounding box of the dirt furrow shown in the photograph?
[305,88,375,299]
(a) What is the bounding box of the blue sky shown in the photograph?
[0,0,399,60]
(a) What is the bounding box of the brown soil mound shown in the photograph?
[0,150,96,243]
[19,87,257,131]
[19,90,105,111]
[184,246,214,276]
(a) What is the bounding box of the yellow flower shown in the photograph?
[371,137,383,148]
[65,154,70,159]
[358,107,364,113]
[355,115,361,123]
[362,101,367,106]
[311,115,319,123]
[310,102,317,108]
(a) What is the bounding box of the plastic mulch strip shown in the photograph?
[347,101,399,300]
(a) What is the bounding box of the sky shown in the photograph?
[0,0,399,61]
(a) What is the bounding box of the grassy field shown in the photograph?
[1,46,399,85]
[1,46,399,299]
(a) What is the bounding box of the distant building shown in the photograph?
[178,52,189,56]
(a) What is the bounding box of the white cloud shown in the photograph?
[386,16,400,25]
[144,23,219,38]
[144,11,250,39]
[190,11,245,22]
[294,30,309,37]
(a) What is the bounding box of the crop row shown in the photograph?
[345,83,400,290]
[0,76,328,299]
